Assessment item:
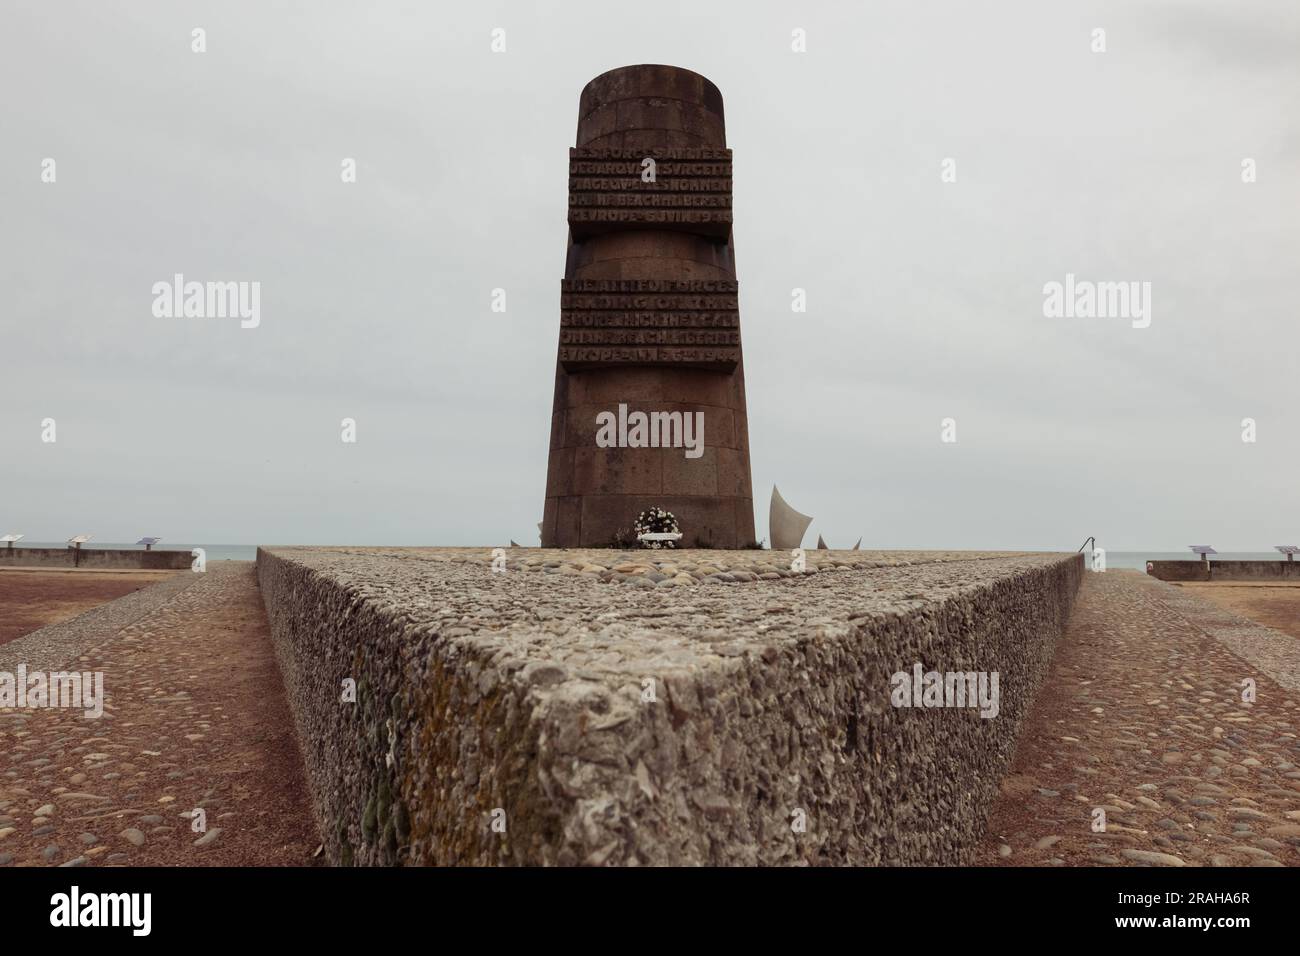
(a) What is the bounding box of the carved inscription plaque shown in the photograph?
[558,279,740,370]
[568,147,733,239]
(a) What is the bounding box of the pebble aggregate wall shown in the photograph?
[257,547,1082,866]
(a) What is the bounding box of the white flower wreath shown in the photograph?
[633,507,680,549]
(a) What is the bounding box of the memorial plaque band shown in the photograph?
[559,279,740,370]
[568,146,734,239]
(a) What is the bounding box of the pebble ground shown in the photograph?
[0,563,320,867]
[980,570,1300,867]
[4,551,1295,867]
[0,569,181,646]
[302,545,1025,586]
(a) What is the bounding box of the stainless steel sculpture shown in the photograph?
[769,485,813,551]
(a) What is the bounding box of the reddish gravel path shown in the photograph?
[980,571,1300,867]
[0,570,180,647]
[0,563,320,867]
[1177,582,1300,642]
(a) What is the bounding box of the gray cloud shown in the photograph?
[2,0,1296,551]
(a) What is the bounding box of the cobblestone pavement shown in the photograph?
[980,571,1300,867]
[0,563,320,867]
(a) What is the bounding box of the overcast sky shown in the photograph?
[2,0,1297,551]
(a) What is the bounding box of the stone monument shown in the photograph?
[542,65,755,548]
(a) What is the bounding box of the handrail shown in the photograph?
[1077,536,1096,553]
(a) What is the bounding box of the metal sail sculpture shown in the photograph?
[816,534,828,550]
[769,486,813,551]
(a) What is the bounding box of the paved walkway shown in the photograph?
[0,563,320,867]
[980,571,1300,867]
[7,559,1296,868]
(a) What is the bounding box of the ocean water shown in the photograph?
[11,542,258,561]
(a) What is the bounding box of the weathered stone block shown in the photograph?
[258,548,1082,866]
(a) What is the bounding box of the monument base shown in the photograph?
[543,363,755,549]
[257,546,1081,866]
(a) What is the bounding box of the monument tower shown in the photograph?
[542,65,755,548]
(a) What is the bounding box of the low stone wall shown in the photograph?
[257,547,1082,866]
[0,547,193,571]
[1146,560,1299,582]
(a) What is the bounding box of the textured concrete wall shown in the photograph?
[1146,560,1300,582]
[0,547,192,570]
[258,547,1081,866]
